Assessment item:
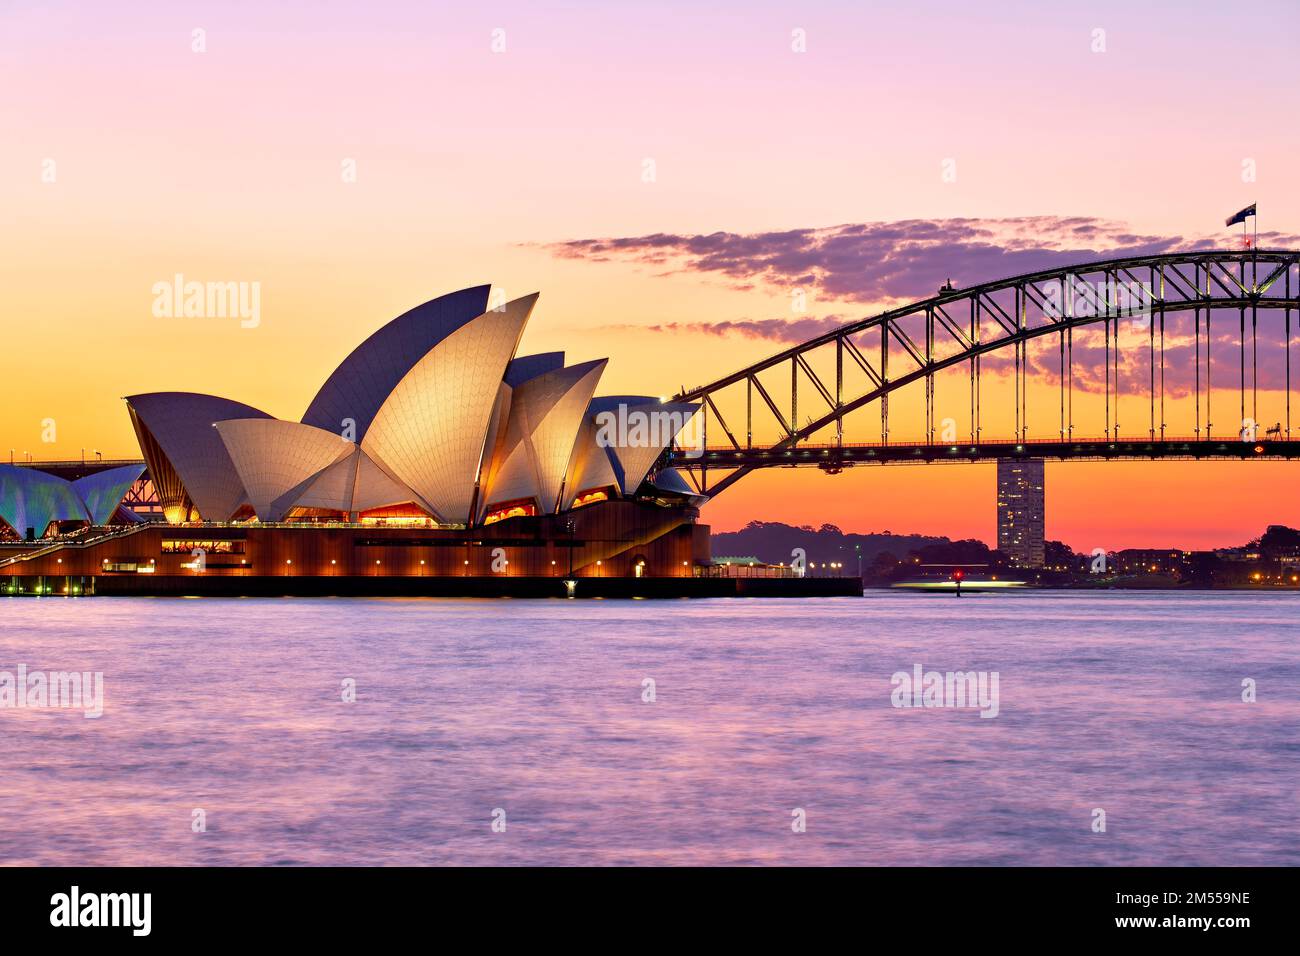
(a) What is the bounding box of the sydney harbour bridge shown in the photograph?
[664,249,1300,497]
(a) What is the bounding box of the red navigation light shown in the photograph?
[952,569,964,581]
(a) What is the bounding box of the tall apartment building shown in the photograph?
[996,459,1045,567]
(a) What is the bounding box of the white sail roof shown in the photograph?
[481,359,606,515]
[563,415,621,503]
[360,294,537,523]
[504,351,565,387]
[125,392,272,521]
[301,285,491,442]
[214,419,356,522]
[350,449,421,513]
[289,452,360,513]
[585,396,700,495]
[286,445,423,515]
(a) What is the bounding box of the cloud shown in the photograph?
[546,216,1260,305]
[547,217,1300,397]
[645,315,847,343]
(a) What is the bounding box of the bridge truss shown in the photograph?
[667,249,1300,495]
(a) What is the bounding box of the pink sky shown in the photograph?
[2,0,1297,549]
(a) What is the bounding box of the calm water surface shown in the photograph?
[1,591,1296,865]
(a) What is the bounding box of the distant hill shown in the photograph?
[710,520,961,567]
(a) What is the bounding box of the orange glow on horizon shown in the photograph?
[5,2,1297,553]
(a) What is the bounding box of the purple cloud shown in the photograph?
[548,217,1300,397]
[550,216,1233,304]
[646,315,847,342]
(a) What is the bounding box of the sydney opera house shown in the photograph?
[0,286,761,596]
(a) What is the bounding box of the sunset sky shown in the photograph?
[3,0,1298,550]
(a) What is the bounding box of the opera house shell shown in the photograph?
[122,286,701,529]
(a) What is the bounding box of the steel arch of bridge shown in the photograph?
[666,249,1300,496]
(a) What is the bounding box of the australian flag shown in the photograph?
[1225,203,1256,227]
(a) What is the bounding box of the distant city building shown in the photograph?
[996,459,1045,567]
[1213,547,1262,563]
[1113,549,1187,574]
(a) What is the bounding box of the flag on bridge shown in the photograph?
[1225,203,1256,227]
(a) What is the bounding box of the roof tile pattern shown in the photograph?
[301,285,491,442]
[214,419,355,522]
[360,294,536,523]
[124,392,272,521]
[586,396,701,495]
[481,359,607,515]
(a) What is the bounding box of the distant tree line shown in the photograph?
[711,520,1300,588]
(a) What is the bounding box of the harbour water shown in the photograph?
[1,591,1296,865]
